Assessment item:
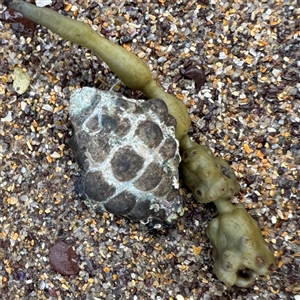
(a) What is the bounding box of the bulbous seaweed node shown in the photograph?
[207,201,276,287]
[181,141,240,203]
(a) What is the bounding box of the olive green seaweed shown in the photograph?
[2,0,275,287]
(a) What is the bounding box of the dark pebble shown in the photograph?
[49,241,80,276]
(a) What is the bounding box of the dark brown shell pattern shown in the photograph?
[69,87,184,225]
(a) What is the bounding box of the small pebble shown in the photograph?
[13,67,30,95]
[49,241,80,276]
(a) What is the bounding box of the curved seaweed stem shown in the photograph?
[3,0,190,142]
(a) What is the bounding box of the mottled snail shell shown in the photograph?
[69,87,184,225]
